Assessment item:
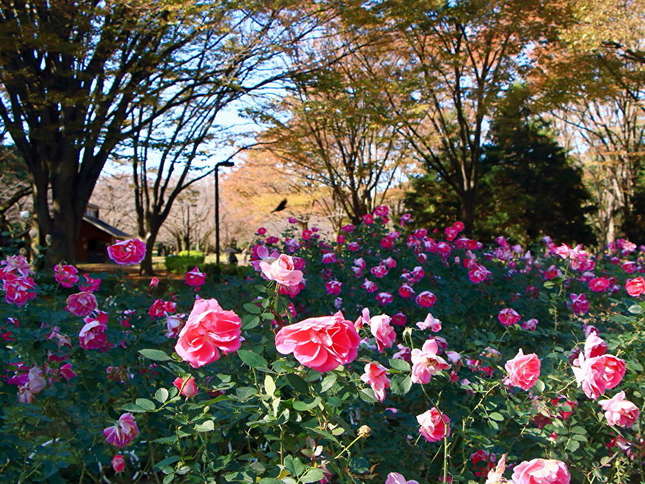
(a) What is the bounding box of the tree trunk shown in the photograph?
[140,229,160,276]
[459,189,477,235]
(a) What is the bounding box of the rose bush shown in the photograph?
[0,208,642,483]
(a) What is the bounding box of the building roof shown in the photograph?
[82,215,130,239]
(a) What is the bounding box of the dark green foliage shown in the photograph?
[405,88,597,245]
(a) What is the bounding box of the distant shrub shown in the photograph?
[165,254,204,273]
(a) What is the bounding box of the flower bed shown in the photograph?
[0,210,642,483]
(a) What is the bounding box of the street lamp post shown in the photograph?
[214,160,234,265]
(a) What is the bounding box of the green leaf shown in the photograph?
[320,373,337,392]
[242,315,261,330]
[533,379,545,393]
[627,304,642,314]
[195,420,215,432]
[154,456,180,470]
[358,388,376,403]
[238,349,268,368]
[292,397,321,411]
[243,303,261,314]
[264,375,276,396]
[139,349,171,361]
[135,398,156,411]
[261,312,275,320]
[285,374,308,393]
[489,412,504,422]
[300,468,325,483]
[566,439,580,452]
[389,358,410,372]
[155,388,169,404]
[121,403,147,413]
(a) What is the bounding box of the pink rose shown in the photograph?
[568,293,589,314]
[375,292,393,305]
[175,299,242,368]
[511,458,570,484]
[417,407,450,442]
[468,264,491,284]
[398,284,415,298]
[112,454,126,473]
[79,274,101,292]
[54,264,79,288]
[65,291,97,317]
[79,313,109,351]
[588,277,611,292]
[360,362,390,402]
[369,315,396,352]
[385,472,419,484]
[173,376,199,398]
[504,349,541,391]
[260,254,303,287]
[184,267,206,288]
[149,277,160,288]
[59,363,77,381]
[599,391,639,428]
[148,299,176,318]
[325,280,342,295]
[275,312,360,372]
[573,352,626,400]
[103,413,139,448]
[497,308,520,327]
[411,339,450,384]
[625,276,644,297]
[416,313,442,332]
[415,291,437,308]
[165,314,184,338]
[107,239,146,265]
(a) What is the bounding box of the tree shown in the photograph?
[358,0,574,233]
[260,54,412,224]
[0,142,31,249]
[528,0,643,244]
[0,1,342,265]
[405,87,596,244]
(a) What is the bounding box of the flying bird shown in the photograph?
[271,198,288,213]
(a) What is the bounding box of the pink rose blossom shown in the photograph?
[325,280,342,295]
[148,299,176,318]
[415,291,437,308]
[112,454,126,473]
[79,312,110,351]
[65,291,97,317]
[497,308,520,327]
[360,362,390,402]
[569,293,589,314]
[417,407,450,442]
[107,239,146,265]
[260,254,304,287]
[520,318,539,331]
[398,284,415,299]
[59,363,77,381]
[572,351,626,400]
[375,292,393,305]
[79,274,101,292]
[511,458,570,484]
[625,276,644,297]
[103,413,139,448]
[416,313,442,332]
[504,349,541,391]
[385,473,419,484]
[369,315,396,352]
[411,339,450,384]
[184,266,206,288]
[175,299,241,368]
[588,277,611,292]
[173,376,199,398]
[599,391,639,428]
[275,312,360,372]
[54,264,79,288]
[149,276,160,288]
